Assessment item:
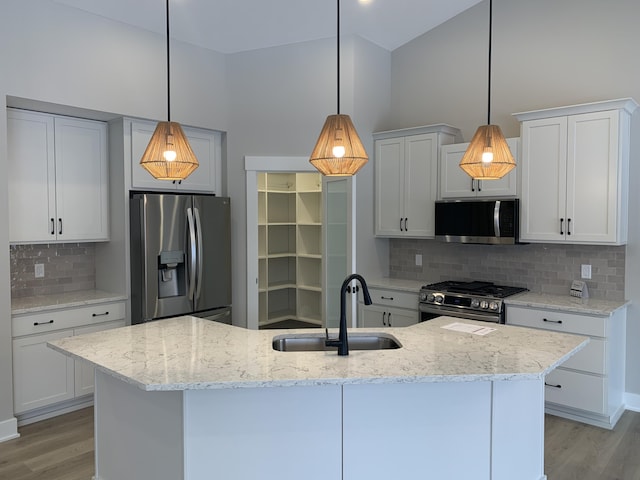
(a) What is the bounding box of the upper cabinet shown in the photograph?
[8,109,109,244]
[514,98,638,245]
[374,125,461,238]
[439,138,519,199]
[129,119,221,194]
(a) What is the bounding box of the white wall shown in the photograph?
[0,0,227,433]
[225,37,391,327]
[389,0,640,395]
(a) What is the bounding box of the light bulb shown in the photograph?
[481,149,493,164]
[332,145,346,158]
[163,149,177,162]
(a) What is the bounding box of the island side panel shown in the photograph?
[342,381,492,480]
[491,379,545,480]
[183,385,342,480]
[94,370,184,480]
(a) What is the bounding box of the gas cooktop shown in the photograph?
[422,281,528,299]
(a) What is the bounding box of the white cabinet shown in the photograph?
[506,303,626,429]
[514,99,637,244]
[7,109,109,244]
[130,118,221,193]
[258,173,323,327]
[358,287,418,328]
[374,125,461,238]
[439,138,519,199]
[12,301,126,416]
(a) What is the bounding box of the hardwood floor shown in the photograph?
[1,407,640,479]
[0,407,94,480]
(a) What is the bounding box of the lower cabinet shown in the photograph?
[506,303,626,429]
[12,301,126,417]
[358,286,419,328]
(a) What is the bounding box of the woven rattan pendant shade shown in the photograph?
[310,114,368,176]
[140,0,199,181]
[459,124,515,179]
[459,0,515,180]
[309,0,368,176]
[140,121,199,181]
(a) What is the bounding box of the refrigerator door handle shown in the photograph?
[194,207,204,300]
[187,207,197,301]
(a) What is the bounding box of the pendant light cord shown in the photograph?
[336,0,341,115]
[486,0,492,125]
[166,0,171,122]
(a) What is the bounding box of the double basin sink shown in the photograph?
[272,333,402,352]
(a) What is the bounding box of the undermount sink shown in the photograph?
[272,333,402,352]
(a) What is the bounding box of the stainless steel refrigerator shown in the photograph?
[130,192,231,325]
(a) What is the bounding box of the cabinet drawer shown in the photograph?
[12,301,126,337]
[545,368,606,414]
[367,288,418,310]
[561,338,606,375]
[506,305,606,337]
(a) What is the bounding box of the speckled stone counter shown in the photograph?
[12,289,127,315]
[49,315,584,480]
[48,315,587,391]
[505,291,629,316]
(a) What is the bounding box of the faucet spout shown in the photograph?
[325,273,372,356]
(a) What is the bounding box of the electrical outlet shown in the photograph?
[581,264,592,280]
[415,254,422,267]
[35,263,45,278]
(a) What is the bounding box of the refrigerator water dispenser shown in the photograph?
[158,250,185,298]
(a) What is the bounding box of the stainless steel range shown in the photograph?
[419,281,528,324]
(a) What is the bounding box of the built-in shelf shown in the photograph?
[258,172,323,328]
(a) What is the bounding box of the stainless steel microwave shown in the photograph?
[434,199,520,244]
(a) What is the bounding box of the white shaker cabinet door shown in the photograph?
[7,110,56,244]
[54,116,109,242]
[13,330,75,414]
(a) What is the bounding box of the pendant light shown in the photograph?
[309,0,368,176]
[140,0,199,181]
[459,0,515,180]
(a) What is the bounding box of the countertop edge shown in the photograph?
[12,290,127,315]
[504,292,629,316]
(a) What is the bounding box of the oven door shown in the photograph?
[419,304,503,324]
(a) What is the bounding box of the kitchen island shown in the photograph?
[48,315,587,480]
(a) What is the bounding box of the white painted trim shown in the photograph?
[625,392,640,412]
[0,416,19,443]
[513,97,639,122]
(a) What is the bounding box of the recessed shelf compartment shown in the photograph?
[258,172,324,328]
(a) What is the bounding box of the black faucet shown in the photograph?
[325,274,372,356]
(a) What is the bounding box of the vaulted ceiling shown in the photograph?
[52,0,483,54]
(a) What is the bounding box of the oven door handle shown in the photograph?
[420,305,501,323]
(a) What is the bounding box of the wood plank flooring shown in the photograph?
[1,407,640,479]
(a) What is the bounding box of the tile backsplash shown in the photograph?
[10,243,96,298]
[389,239,625,301]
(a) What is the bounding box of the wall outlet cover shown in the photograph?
[35,263,45,278]
[581,264,592,280]
[415,254,422,267]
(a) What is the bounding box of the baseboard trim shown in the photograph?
[624,392,640,412]
[17,396,94,427]
[0,416,20,443]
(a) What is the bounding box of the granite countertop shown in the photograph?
[12,290,127,315]
[504,292,629,316]
[48,315,587,392]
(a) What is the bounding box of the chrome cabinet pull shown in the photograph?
[34,319,54,326]
[50,218,55,235]
[58,218,62,235]
[543,318,562,324]
[92,311,109,317]
[560,218,564,235]
[545,382,562,389]
[567,218,572,236]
